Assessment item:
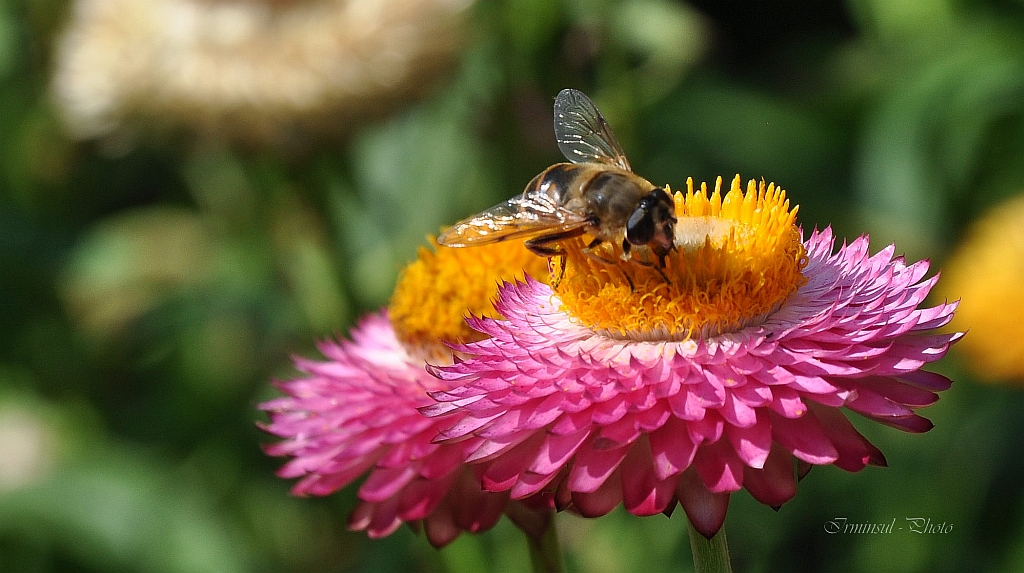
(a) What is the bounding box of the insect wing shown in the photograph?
[437,191,588,247]
[553,89,632,172]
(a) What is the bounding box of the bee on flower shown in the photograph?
[260,88,962,558]
[423,90,962,538]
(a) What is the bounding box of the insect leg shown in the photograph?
[580,246,637,292]
[582,246,617,266]
[525,227,588,286]
[630,251,673,285]
[524,226,587,256]
[552,255,567,288]
[622,267,636,292]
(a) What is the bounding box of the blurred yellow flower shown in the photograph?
[940,194,1024,382]
[51,0,472,144]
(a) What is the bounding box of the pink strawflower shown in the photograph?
[260,241,551,547]
[425,179,962,539]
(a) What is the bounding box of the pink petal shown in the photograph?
[676,468,730,539]
[528,427,592,476]
[596,415,642,447]
[843,386,915,418]
[357,497,404,539]
[719,392,758,428]
[571,472,624,517]
[423,509,460,548]
[862,412,934,433]
[467,430,535,463]
[742,444,797,507]
[855,375,940,408]
[687,412,725,445]
[397,476,452,521]
[649,417,698,480]
[769,411,839,465]
[620,440,678,516]
[480,433,545,491]
[725,413,772,469]
[550,410,593,435]
[768,386,808,418]
[358,466,418,502]
[897,369,953,391]
[667,387,708,421]
[567,443,630,493]
[511,470,561,499]
[693,440,744,493]
[810,404,886,471]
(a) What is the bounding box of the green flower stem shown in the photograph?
[525,515,563,573]
[507,502,563,573]
[687,523,733,573]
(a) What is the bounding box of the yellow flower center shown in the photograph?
[554,176,807,340]
[389,238,549,360]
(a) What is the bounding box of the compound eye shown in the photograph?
[626,202,655,246]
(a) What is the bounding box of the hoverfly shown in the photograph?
[438,89,676,280]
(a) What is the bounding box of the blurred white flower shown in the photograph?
[51,0,473,144]
[0,405,56,492]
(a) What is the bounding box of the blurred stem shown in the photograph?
[688,523,733,573]
[507,502,563,573]
[526,516,562,573]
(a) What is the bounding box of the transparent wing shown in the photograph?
[437,191,589,247]
[553,88,632,172]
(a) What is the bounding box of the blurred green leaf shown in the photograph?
[0,450,249,573]
[337,79,502,307]
[610,0,707,102]
[853,20,1024,256]
[0,4,18,80]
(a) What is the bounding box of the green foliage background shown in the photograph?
[1,0,1023,571]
